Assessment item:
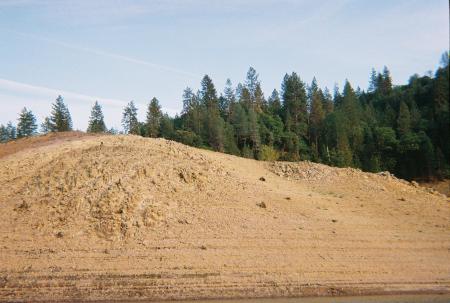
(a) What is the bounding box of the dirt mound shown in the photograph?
[420,179,450,196]
[0,133,449,301]
[1,136,231,240]
[268,161,341,181]
[268,161,446,198]
[0,131,98,159]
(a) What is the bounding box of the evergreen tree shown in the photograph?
[268,89,282,115]
[254,83,266,112]
[50,95,72,132]
[383,102,397,127]
[159,113,175,139]
[87,101,106,133]
[41,117,52,134]
[221,79,235,119]
[409,99,421,129]
[247,108,260,156]
[340,81,361,124]
[223,122,239,155]
[309,85,325,159]
[122,101,139,135]
[5,122,16,141]
[182,87,202,135]
[240,87,252,109]
[224,78,236,104]
[0,124,8,143]
[333,84,342,107]
[397,101,411,137]
[336,127,353,167]
[182,87,195,114]
[368,68,378,93]
[200,75,224,150]
[380,66,393,95]
[245,67,259,102]
[322,87,334,114]
[235,83,244,101]
[230,103,249,148]
[307,77,319,110]
[200,75,218,109]
[146,97,162,138]
[16,107,37,138]
[281,72,308,141]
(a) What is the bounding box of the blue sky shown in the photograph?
[0,0,448,130]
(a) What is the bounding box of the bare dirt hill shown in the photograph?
[0,133,449,302]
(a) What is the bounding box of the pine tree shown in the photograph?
[240,87,252,109]
[409,99,421,129]
[281,72,308,140]
[322,87,334,114]
[336,129,353,167]
[254,83,265,112]
[50,95,72,132]
[122,101,139,135]
[380,66,393,95]
[0,124,8,143]
[333,84,342,107]
[327,111,353,167]
[200,75,224,150]
[182,87,201,135]
[245,67,259,102]
[223,122,239,155]
[200,75,218,110]
[182,87,195,114]
[432,58,449,163]
[309,86,325,159]
[368,68,378,93]
[268,89,281,115]
[224,79,236,105]
[221,79,235,119]
[383,103,397,127]
[41,117,52,134]
[16,107,37,138]
[235,83,244,101]
[339,80,364,165]
[308,77,319,107]
[340,80,361,124]
[230,103,249,148]
[433,60,449,115]
[159,114,174,139]
[397,101,411,137]
[5,122,16,141]
[247,108,260,155]
[87,101,106,133]
[208,115,225,152]
[146,97,162,138]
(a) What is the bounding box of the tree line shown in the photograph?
[1,53,448,180]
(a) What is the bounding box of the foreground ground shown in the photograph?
[0,133,449,302]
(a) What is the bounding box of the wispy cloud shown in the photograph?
[0,77,179,114]
[6,30,199,79]
[0,77,180,129]
[0,77,128,108]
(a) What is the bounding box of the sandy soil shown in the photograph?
[0,131,99,159]
[420,180,450,196]
[0,133,449,302]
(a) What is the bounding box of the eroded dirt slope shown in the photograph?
[0,134,449,302]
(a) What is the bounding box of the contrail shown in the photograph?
[5,30,200,79]
[0,77,181,116]
[0,77,129,108]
